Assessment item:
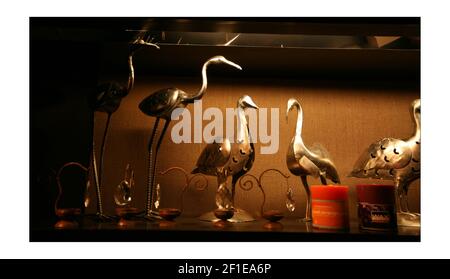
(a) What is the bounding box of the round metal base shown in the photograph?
[199,208,255,223]
[397,212,420,227]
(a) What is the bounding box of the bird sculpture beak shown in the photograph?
[286,99,296,122]
[245,98,259,110]
[223,58,242,70]
[137,40,160,49]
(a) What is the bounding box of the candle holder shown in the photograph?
[54,162,87,229]
[158,166,208,222]
[254,169,292,230]
[114,164,139,228]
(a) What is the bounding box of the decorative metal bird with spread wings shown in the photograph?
[350,99,420,226]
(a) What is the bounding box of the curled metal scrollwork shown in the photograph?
[257,168,290,216]
[237,173,259,192]
[159,166,209,212]
[55,162,89,214]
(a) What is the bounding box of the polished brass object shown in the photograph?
[214,208,235,221]
[91,37,159,221]
[350,99,420,226]
[139,56,242,220]
[286,98,341,222]
[158,166,209,221]
[192,95,258,222]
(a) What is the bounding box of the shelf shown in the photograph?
[32,217,420,242]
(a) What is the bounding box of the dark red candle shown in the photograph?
[356,184,397,231]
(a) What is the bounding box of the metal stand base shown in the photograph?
[199,208,255,223]
[397,212,420,227]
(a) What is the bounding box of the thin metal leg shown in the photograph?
[147,120,170,217]
[319,174,327,185]
[231,175,238,206]
[145,117,160,218]
[395,182,405,213]
[301,175,312,222]
[91,114,112,221]
[99,113,112,187]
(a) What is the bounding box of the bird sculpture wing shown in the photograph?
[192,139,232,176]
[139,88,182,117]
[298,156,321,178]
[309,142,332,161]
[351,137,412,179]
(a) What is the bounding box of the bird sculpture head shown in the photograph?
[206,55,242,71]
[238,95,259,110]
[411,99,420,120]
[129,37,160,54]
[286,98,301,122]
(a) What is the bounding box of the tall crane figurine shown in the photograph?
[139,56,242,220]
[90,36,159,220]
[192,95,259,222]
[350,99,420,226]
[286,98,341,222]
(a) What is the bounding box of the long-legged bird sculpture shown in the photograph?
[91,37,159,220]
[350,99,420,225]
[139,56,242,220]
[286,98,340,222]
[192,95,258,222]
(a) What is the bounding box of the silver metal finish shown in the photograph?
[192,95,259,222]
[286,98,341,222]
[139,56,242,220]
[90,37,159,220]
[350,99,420,226]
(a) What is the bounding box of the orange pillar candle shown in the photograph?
[310,185,349,230]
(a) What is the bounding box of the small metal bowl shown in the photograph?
[54,208,81,229]
[159,208,182,221]
[262,210,284,222]
[214,208,235,221]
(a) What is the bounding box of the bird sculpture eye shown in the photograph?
[384,156,390,162]
[239,149,246,155]
[370,153,376,158]
[232,157,238,163]
[380,145,386,150]
[393,148,399,155]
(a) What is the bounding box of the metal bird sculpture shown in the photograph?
[90,37,159,220]
[286,98,341,222]
[139,56,242,220]
[350,99,420,225]
[192,95,259,222]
